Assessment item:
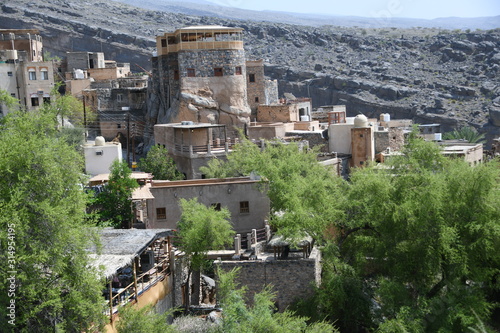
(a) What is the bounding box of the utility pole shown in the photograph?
[83,97,87,141]
[126,111,130,167]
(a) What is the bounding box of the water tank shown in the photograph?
[354,114,368,128]
[383,113,390,122]
[300,115,310,122]
[434,133,442,141]
[74,69,84,79]
[95,136,105,146]
[181,121,194,126]
[5,50,18,60]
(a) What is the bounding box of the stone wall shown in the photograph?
[257,104,299,122]
[285,131,328,152]
[216,247,321,311]
[246,60,266,116]
[179,49,246,78]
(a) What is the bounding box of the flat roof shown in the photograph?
[88,228,173,278]
[155,122,225,129]
[151,176,261,188]
[89,172,153,184]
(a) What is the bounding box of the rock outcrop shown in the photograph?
[2,0,500,144]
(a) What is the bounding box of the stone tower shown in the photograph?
[149,26,251,138]
[351,114,375,167]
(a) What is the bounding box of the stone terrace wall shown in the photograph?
[286,131,329,152]
[216,247,321,311]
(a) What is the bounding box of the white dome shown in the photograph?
[354,114,368,128]
[95,136,105,146]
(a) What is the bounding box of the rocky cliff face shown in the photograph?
[2,0,500,144]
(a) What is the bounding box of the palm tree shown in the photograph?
[443,126,485,143]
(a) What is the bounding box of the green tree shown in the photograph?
[319,135,500,331]
[96,160,138,228]
[216,267,338,333]
[200,139,345,244]
[177,198,234,309]
[443,126,486,143]
[138,145,183,180]
[0,89,19,110]
[0,108,105,332]
[116,303,176,333]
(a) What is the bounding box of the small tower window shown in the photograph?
[240,201,249,213]
[255,97,259,103]
[214,67,223,77]
[187,68,195,77]
[248,73,255,82]
[235,66,242,75]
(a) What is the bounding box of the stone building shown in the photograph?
[351,114,375,167]
[151,26,251,137]
[216,245,321,312]
[154,122,233,179]
[63,51,148,151]
[246,59,278,118]
[257,97,312,123]
[0,29,55,114]
[146,176,270,233]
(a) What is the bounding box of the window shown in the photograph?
[10,93,15,97]
[248,73,255,82]
[255,97,259,103]
[187,68,195,77]
[235,66,242,75]
[239,201,249,214]
[31,97,39,107]
[214,67,223,77]
[161,38,167,47]
[43,97,50,105]
[117,94,123,102]
[7,71,13,77]
[174,70,179,80]
[156,207,166,220]
[40,68,49,80]
[28,68,36,80]
[211,203,221,211]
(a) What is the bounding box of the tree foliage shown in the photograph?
[0,89,20,112]
[319,135,500,331]
[443,126,486,143]
[202,134,500,331]
[177,198,234,271]
[96,160,138,228]
[138,145,183,180]
[116,304,175,333]
[177,198,234,308]
[216,267,338,333]
[200,139,345,243]
[0,108,105,332]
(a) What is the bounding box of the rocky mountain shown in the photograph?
[1,0,500,145]
[116,0,500,30]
